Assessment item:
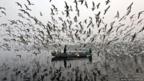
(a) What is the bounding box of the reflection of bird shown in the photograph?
[16,2,22,8]
[104,6,110,15]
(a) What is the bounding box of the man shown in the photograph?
[64,45,67,54]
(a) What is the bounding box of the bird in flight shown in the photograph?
[114,11,120,19]
[15,2,22,8]
[138,10,144,19]
[96,3,100,9]
[104,5,110,15]
[26,0,34,5]
[105,0,110,5]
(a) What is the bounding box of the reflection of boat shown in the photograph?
[51,56,92,62]
[51,45,92,58]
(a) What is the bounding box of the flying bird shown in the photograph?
[114,11,119,19]
[15,2,22,8]
[105,0,110,5]
[50,8,54,15]
[79,0,84,4]
[74,16,78,22]
[138,26,144,33]
[96,3,100,9]
[64,1,70,17]
[74,0,80,16]
[131,33,137,42]
[26,0,34,5]
[19,9,30,17]
[40,12,43,16]
[52,4,58,12]
[85,1,88,8]
[138,10,144,19]
[24,4,32,11]
[92,1,96,11]
[0,7,5,10]
[127,2,133,10]
[1,11,6,16]
[130,14,135,20]
[104,5,110,15]
[49,0,52,2]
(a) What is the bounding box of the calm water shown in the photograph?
[0,49,144,81]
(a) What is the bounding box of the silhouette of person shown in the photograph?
[64,45,67,54]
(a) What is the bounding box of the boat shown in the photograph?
[51,45,92,58]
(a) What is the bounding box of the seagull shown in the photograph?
[74,16,78,22]
[138,10,144,19]
[131,33,137,42]
[104,5,110,15]
[105,0,110,5]
[127,2,133,10]
[26,0,34,5]
[49,0,52,2]
[19,9,30,17]
[0,7,5,10]
[52,5,58,12]
[40,12,43,16]
[24,4,32,11]
[138,26,144,33]
[64,1,70,17]
[79,0,84,5]
[15,2,22,8]
[126,7,132,16]
[50,8,54,15]
[85,1,88,8]
[1,11,6,16]
[16,55,22,58]
[74,0,80,16]
[96,3,100,9]
[114,11,119,19]
[130,14,135,20]
[92,1,95,11]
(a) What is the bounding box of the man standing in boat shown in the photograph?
[64,45,67,54]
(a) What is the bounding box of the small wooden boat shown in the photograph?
[51,45,92,58]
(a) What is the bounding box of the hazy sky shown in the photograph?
[1,0,144,24]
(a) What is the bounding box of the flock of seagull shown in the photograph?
[0,0,144,54]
